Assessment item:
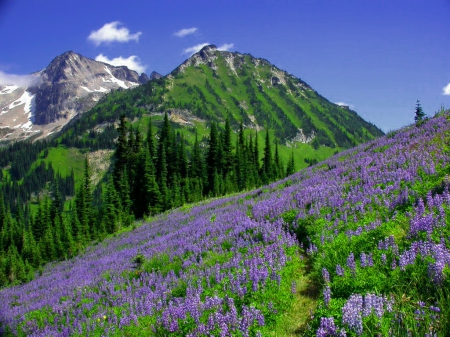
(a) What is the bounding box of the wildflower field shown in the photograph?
[2,113,450,336]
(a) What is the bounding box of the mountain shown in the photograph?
[0,45,385,213]
[0,51,149,142]
[56,45,382,151]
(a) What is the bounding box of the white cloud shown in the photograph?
[217,43,234,51]
[443,83,450,95]
[335,101,355,109]
[95,54,147,74]
[182,43,210,55]
[174,27,197,37]
[88,22,142,46]
[0,71,36,87]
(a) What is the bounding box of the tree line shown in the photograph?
[0,113,295,287]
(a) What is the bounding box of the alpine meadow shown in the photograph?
[1,42,450,337]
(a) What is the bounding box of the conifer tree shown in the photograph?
[254,131,260,171]
[0,188,5,233]
[206,122,221,193]
[113,115,129,187]
[234,138,245,190]
[147,117,156,160]
[238,120,245,148]
[75,156,94,243]
[102,180,122,234]
[190,131,204,180]
[274,140,284,179]
[222,117,233,177]
[158,145,169,210]
[177,135,188,179]
[261,128,273,183]
[50,179,63,224]
[142,148,161,216]
[286,148,296,177]
[61,217,75,258]
[415,100,426,123]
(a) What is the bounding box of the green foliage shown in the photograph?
[415,100,426,123]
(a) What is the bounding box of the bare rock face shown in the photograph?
[149,71,162,80]
[0,51,148,141]
[32,51,146,125]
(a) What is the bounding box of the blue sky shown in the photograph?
[0,0,449,132]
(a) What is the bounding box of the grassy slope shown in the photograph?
[2,114,450,336]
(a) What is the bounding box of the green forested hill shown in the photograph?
[59,44,382,149]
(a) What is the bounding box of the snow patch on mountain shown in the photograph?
[11,91,36,131]
[103,66,138,89]
[80,86,93,93]
[9,90,34,110]
[0,85,19,95]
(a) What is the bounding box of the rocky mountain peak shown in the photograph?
[150,71,162,80]
[0,51,148,142]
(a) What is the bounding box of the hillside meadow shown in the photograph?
[1,112,450,336]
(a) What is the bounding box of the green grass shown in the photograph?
[37,145,84,179]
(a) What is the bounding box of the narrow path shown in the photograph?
[268,258,319,336]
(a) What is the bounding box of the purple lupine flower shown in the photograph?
[391,258,397,270]
[316,317,337,337]
[322,268,330,283]
[429,305,441,313]
[323,286,331,308]
[347,253,356,275]
[342,294,363,335]
[360,252,367,267]
[367,253,374,267]
[336,264,345,276]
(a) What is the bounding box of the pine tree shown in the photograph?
[0,188,5,233]
[147,117,156,160]
[158,145,169,210]
[415,100,426,123]
[75,156,93,243]
[274,140,284,179]
[102,180,122,234]
[114,115,129,179]
[238,120,245,148]
[190,131,204,180]
[136,148,161,217]
[253,131,260,171]
[222,117,233,177]
[61,217,75,258]
[50,179,63,225]
[234,138,245,191]
[286,148,296,177]
[206,122,220,193]
[261,128,273,184]
[177,135,188,179]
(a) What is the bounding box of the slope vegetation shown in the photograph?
[1,111,450,336]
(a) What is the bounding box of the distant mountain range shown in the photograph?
[0,45,382,146]
[0,51,149,141]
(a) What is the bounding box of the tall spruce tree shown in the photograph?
[147,117,156,160]
[206,122,222,194]
[415,100,426,123]
[222,117,233,177]
[75,156,94,243]
[113,115,129,188]
[0,188,5,233]
[286,148,296,177]
[261,128,273,183]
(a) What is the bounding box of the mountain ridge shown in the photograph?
[0,51,149,142]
